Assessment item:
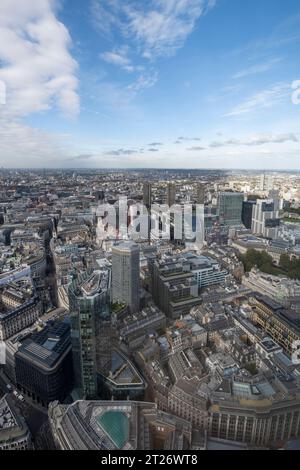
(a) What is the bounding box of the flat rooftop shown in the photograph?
[97,411,129,449]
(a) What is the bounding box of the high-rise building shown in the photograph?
[268,189,281,210]
[149,254,201,319]
[217,192,244,227]
[260,173,274,192]
[143,182,152,208]
[196,183,205,204]
[242,200,256,229]
[251,199,281,239]
[166,183,176,207]
[69,269,111,399]
[15,320,73,406]
[112,241,140,314]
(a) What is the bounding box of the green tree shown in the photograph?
[279,253,290,271]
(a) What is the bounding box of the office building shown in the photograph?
[0,278,43,341]
[69,269,111,399]
[166,183,176,207]
[197,183,206,205]
[0,395,32,450]
[15,320,73,406]
[242,200,256,229]
[251,199,281,239]
[119,304,166,350]
[150,254,201,319]
[112,241,140,314]
[260,173,274,192]
[210,387,300,446]
[187,254,228,290]
[217,192,244,227]
[49,399,194,450]
[243,269,300,308]
[143,182,152,208]
[100,349,146,399]
[250,294,300,355]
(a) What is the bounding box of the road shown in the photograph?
[0,368,48,441]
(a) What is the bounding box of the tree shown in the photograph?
[280,253,290,271]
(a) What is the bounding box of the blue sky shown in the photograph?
[0,0,300,169]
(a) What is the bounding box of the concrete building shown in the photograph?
[0,279,43,341]
[112,241,140,314]
[49,399,195,450]
[210,392,300,446]
[150,255,201,319]
[119,304,166,350]
[251,199,281,239]
[0,394,32,450]
[243,269,300,308]
[15,320,73,406]
[250,294,300,356]
[186,253,228,290]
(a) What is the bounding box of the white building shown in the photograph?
[251,199,281,239]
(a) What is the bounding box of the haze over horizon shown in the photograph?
[1,0,300,170]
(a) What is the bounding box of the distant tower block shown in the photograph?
[197,183,205,204]
[260,173,274,192]
[143,182,152,208]
[167,183,176,207]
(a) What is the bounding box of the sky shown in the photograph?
[0,0,300,170]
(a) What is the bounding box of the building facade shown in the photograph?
[218,192,244,227]
[112,241,140,314]
[69,269,111,399]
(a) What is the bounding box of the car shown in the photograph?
[13,390,18,397]
[18,394,25,402]
[6,384,12,391]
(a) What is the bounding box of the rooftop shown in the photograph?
[97,411,129,449]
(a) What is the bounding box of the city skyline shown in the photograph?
[0,0,300,169]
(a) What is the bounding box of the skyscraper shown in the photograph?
[112,241,140,314]
[196,183,205,204]
[242,200,256,229]
[260,173,274,192]
[143,182,152,209]
[251,199,281,239]
[69,269,111,399]
[166,183,176,207]
[217,192,244,227]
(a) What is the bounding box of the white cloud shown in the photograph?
[100,47,144,73]
[225,82,290,117]
[94,1,216,111]
[0,0,79,118]
[127,71,159,92]
[0,0,80,167]
[0,117,71,167]
[232,58,282,80]
[210,133,298,148]
[92,0,215,59]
